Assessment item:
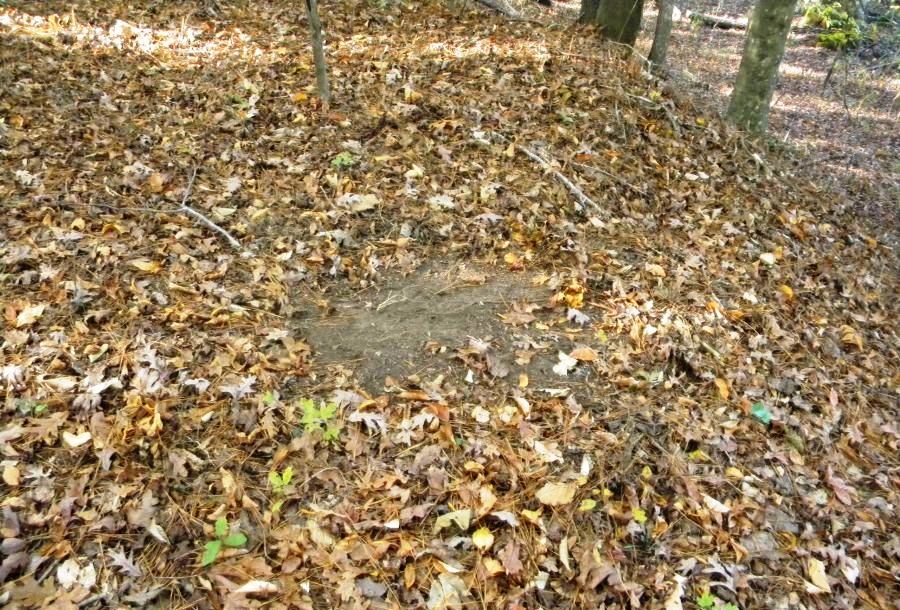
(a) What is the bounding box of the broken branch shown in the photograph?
[179,168,242,250]
[514,144,603,215]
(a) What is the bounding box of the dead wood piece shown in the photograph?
[475,0,521,19]
[179,168,243,250]
[687,11,747,29]
[515,145,603,215]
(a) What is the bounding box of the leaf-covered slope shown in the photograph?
[0,1,897,609]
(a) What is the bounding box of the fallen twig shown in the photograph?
[179,168,242,250]
[572,161,647,197]
[516,145,603,214]
[492,133,603,214]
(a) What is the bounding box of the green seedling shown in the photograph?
[268,466,293,494]
[695,593,739,610]
[268,466,293,513]
[331,151,355,169]
[201,517,247,567]
[16,400,48,416]
[299,398,341,442]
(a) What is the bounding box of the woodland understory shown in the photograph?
[0,1,898,609]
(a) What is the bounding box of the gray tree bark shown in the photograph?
[726,0,798,133]
[594,0,646,46]
[649,0,674,67]
[305,0,331,103]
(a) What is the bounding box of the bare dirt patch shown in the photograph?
[295,264,594,392]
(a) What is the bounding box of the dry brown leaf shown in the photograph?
[570,346,598,362]
[15,303,45,328]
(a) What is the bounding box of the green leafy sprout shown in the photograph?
[268,466,293,513]
[299,398,341,442]
[201,517,247,567]
[331,151,355,169]
[695,592,739,610]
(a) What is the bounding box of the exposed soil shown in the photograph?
[1,1,898,609]
[297,265,552,390]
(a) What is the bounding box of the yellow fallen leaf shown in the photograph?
[130,259,162,274]
[725,467,743,480]
[472,527,494,551]
[3,465,21,487]
[807,558,831,593]
[147,172,165,193]
[535,481,577,507]
[644,263,667,277]
[520,508,543,524]
[483,557,504,576]
[578,498,597,512]
[561,279,585,308]
[433,509,472,534]
[714,378,730,401]
[840,325,863,350]
[778,284,794,301]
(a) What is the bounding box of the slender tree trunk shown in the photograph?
[305,0,331,103]
[594,0,646,46]
[726,0,798,133]
[580,0,601,23]
[649,0,674,67]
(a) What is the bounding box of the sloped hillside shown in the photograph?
[0,1,897,609]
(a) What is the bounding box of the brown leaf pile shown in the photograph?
[1,1,897,609]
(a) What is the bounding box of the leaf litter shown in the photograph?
[0,0,898,609]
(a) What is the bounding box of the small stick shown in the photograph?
[514,142,603,215]
[179,168,242,250]
[572,161,647,197]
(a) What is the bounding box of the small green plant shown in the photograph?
[299,398,341,442]
[201,517,247,566]
[268,466,293,513]
[695,592,739,610]
[331,151,355,169]
[16,400,48,416]
[268,466,293,494]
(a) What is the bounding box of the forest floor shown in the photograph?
[1,1,898,610]
[531,0,900,236]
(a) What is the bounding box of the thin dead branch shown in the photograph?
[496,135,603,215]
[179,168,243,250]
[572,161,647,197]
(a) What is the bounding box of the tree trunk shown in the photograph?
[305,0,331,103]
[649,0,674,67]
[726,0,798,133]
[580,0,601,23]
[594,0,646,46]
